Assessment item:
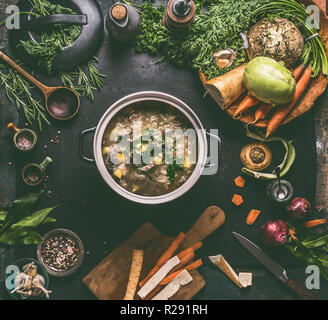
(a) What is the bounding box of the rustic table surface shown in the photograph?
[1,0,328,300]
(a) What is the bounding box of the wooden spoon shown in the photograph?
[0,50,80,120]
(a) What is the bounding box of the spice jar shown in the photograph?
[163,0,196,32]
[106,2,140,41]
[7,122,38,152]
[37,229,84,277]
[266,179,293,205]
[22,156,53,187]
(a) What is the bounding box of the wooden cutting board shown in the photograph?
[83,206,225,300]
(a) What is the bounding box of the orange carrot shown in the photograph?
[232,194,243,206]
[234,176,245,188]
[292,63,306,80]
[289,228,297,240]
[139,232,185,288]
[160,259,203,286]
[170,251,195,274]
[233,95,259,118]
[144,259,203,300]
[266,65,312,137]
[246,209,261,225]
[304,219,327,228]
[254,103,273,122]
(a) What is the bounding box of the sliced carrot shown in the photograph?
[289,228,297,240]
[246,209,261,225]
[234,176,245,188]
[232,194,243,206]
[233,95,259,118]
[266,65,312,137]
[139,232,185,288]
[304,219,327,228]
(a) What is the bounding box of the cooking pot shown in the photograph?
[79,91,221,204]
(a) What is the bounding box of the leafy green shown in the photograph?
[167,162,183,184]
[135,0,327,79]
[0,191,57,246]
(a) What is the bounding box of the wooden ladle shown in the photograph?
[0,50,80,120]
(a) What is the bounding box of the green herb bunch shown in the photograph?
[20,0,82,74]
[136,0,270,79]
[0,190,57,245]
[135,0,328,79]
[0,62,50,130]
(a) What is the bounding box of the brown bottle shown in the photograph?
[163,0,196,32]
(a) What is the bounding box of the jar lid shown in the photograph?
[112,4,127,21]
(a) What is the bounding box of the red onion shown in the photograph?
[286,197,311,220]
[261,220,288,247]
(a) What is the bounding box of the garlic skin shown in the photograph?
[11,262,51,299]
[213,49,236,69]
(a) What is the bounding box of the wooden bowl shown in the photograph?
[200,0,328,127]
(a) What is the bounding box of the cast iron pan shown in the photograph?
[9,0,104,73]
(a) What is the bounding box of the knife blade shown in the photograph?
[232,231,314,300]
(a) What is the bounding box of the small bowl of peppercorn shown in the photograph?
[37,228,84,277]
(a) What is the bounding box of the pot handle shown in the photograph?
[204,131,222,175]
[79,127,96,163]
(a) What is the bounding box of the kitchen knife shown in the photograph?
[152,270,193,300]
[233,231,314,300]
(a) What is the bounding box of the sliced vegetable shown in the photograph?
[232,194,243,206]
[205,64,247,110]
[246,210,261,226]
[304,219,327,229]
[242,127,295,180]
[234,176,245,188]
[139,232,185,288]
[123,249,144,300]
[240,143,272,172]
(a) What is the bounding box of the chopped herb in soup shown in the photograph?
[102,102,197,196]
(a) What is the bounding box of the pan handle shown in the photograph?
[204,130,222,175]
[21,14,88,31]
[79,127,96,163]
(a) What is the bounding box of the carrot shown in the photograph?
[246,209,261,225]
[160,259,203,286]
[232,194,243,206]
[289,228,297,240]
[170,251,195,274]
[139,232,185,288]
[144,259,203,300]
[292,63,306,80]
[304,219,327,228]
[254,103,273,122]
[234,176,245,188]
[266,65,312,137]
[233,95,259,118]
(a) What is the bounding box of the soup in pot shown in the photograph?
[102,102,197,196]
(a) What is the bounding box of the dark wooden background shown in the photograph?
[1,0,328,300]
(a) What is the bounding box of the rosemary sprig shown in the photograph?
[0,62,50,131]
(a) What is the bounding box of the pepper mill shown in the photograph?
[163,0,196,32]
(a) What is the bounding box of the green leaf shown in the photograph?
[302,233,328,249]
[10,190,43,216]
[11,205,59,229]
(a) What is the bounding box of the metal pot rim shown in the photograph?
[93,91,207,204]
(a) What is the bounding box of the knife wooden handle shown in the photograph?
[285,278,314,300]
[182,206,225,248]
